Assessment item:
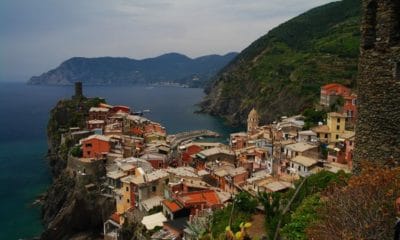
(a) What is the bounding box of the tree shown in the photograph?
[70,145,82,157]
[307,165,400,240]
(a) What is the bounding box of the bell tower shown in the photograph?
[247,108,259,134]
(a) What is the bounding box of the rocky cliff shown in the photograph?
[201,0,361,125]
[41,96,115,240]
[28,52,237,88]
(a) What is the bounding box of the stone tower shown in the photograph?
[247,108,259,134]
[354,0,400,170]
[74,82,83,99]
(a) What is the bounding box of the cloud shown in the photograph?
[0,0,334,81]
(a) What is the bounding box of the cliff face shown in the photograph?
[42,97,115,239]
[28,52,237,88]
[201,0,361,125]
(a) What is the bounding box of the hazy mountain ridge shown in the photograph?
[201,0,361,125]
[28,52,237,87]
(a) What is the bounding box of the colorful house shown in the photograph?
[320,83,351,107]
[343,94,358,125]
[88,107,109,121]
[80,134,111,159]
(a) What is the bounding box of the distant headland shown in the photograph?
[28,52,237,88]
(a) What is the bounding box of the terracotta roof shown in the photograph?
[177,190,220,206]
[162,199,183,213]
[111,212,121,224]
[321,83,349,91]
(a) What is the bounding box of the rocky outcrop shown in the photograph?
[41,173,114,240]
[41,96,114,239]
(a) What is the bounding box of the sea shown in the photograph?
[0,82,241,240]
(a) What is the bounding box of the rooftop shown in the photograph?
[291,155,318,167]
[286,142,317,152]
[141,212,167,230]
[264,181,292,192]
[81,134,110,143]
[146,169,169,182]
[89,107,109,112]
[141,196,164,212]
[87,119,105,124]
[166,167,199,178]
[178,190,220,206]
[107,170,127,180]
[197,146,234,158]
[312,125,330,133]
[162,199,183,213]
[298,130,317,136]
[328,112,347,118]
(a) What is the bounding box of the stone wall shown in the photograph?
[354,0,400,171]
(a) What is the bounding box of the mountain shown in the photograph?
[201,0,361,125]
[28,52,238,87]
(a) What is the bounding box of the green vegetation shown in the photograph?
[258,170,350,240]
[210,193,258,238]
[302,108,327,130]
[47,97,105,147]
[70,145,83,158]
[280,194,322,240]
[202,0,361,125]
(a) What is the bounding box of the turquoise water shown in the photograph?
[0,82,240,239]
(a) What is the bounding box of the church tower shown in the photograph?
[354,0,400,170]
[247,108,259,134]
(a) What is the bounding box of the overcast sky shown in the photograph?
[0,0,334,81]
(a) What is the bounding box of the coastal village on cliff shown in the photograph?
[61,81,358,240]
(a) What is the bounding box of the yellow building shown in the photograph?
[326,112,346,142]
[313,112,346,143]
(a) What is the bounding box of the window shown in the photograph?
[87,151,91,156]
[152,186,156,192]
[337,118,340,123]
[298,166,301,171]
[337,125,340,130]
[127,199,130,203]
[317,133,320,138]
[126,186,129,192]
[336,134,339,139]
[349,141,353,146]
[85,143,92,147]
[325,134,328,138]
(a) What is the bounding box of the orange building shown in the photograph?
[320,83,351,107]
[181,145,202,166]
[81,135,111,159]
[343,94,358,125]
[144,122,166,135]
[175,190,222,215]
